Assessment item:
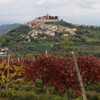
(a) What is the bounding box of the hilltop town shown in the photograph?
[0,14,100,57]
[0,14,78,56]
[23,14,77,41]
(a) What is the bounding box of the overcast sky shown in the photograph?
[0,0,100,25]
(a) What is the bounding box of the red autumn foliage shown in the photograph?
[22,53,100,94]
[0,53,100,94]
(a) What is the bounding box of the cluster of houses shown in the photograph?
[24,14,77,42]
[74,24,97,28]
[0,47,9,56]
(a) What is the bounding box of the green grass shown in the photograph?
[0,90,67,100]
[0,89,100,100]
[0,82,100,100]
[0,90,38,100]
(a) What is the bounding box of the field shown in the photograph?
[0,53,100,100]
[0,83,100,100]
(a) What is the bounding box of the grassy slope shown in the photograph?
[0,22,100,57]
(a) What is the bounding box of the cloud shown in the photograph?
[0,0,13,4]
[0,0,100,25]
[37,0,46,5]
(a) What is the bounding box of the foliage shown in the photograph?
[0,22,100,57]
[0,52,100,99]
[0,59,24,85]
[25,53,34,58]
[0,90,38,100]
[22,53,100,95]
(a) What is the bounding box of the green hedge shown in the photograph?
[86,91,100,100]
[0,90,67,100]
[0,90,100,100]
[0,90,38,100]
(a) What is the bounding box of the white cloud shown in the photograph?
[37,0,46,5]
[92,3,100,9]
[0,0,12,3]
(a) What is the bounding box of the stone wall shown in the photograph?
[34,19,59,22]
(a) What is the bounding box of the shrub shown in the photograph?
[0,90,38,100]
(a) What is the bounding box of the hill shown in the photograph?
[0,14,100,57]
[0,23,23,35]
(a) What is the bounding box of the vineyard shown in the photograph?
[0,52,100,100]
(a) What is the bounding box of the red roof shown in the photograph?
[31,22,36,26]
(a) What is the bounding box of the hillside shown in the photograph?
[0,15,100,57]
[0,23,22,35]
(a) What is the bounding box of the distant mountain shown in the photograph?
[0,23,24,35]
[0,14,100,57]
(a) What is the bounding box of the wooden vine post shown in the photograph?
[71,51,87,100]
[45,50,49,95]
[6,54,10,91]
[17,57,20,63]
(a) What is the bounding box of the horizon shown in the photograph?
[0,13,99,26]
[0,0,100,26]
[0,14,99,26]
